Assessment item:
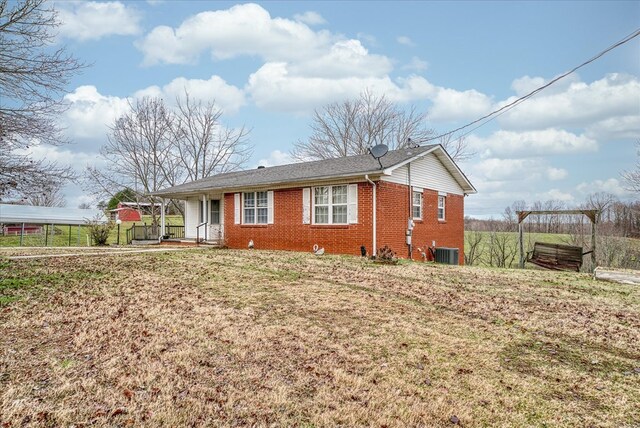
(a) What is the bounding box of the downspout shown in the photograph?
[407,163,412,259]
[365,175,376,257]
[160,198,166,242]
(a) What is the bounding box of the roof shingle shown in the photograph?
[154,145,438,196]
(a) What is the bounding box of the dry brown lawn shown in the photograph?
[0,249,638,427]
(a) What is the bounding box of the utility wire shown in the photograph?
[426,27,640,143]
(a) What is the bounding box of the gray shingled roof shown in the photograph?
[153,144,442,197]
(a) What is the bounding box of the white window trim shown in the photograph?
[438,195,446,221]
[312,185,348,225]
[242,191,270,224]
[412,190,422,220]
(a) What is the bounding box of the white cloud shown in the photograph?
[137,3,336,65]
[288,40,392,79]
[396,36,415,46]
[499,73,640,133]
[255,150,295,168]
[472,158,542,182]
[246,64,436,113]
[293,11,326,25]
[546,167,568,181]
[58,1,141,41]
[585,115,640,141]
[63,85,130,140]
[469,128,598,159]
[402,56,428,72]
[542,189,574,202]
[576,178,630,197]
[510,73,580,97]
[428,87,493,122]
[136,75,246,114]
[17,144,107,173]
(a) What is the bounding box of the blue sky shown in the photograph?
[44,0,640,216]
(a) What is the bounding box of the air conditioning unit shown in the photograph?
[434,247,459,265]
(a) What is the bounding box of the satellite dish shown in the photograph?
[369,144,388,159]
[369,144,388,168]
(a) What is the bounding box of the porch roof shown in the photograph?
[153,144,476,198]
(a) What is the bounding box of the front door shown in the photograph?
[209,199,223,241]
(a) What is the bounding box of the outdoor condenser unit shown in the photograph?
[434,247,459,265]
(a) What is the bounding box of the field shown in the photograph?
[1,249,639,427]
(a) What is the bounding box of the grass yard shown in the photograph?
[0,215,184,248]
[1,249,638,427]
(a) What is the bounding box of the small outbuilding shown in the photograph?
[110,205,142,222]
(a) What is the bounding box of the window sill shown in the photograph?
[413,218,423,223]
[438,220,447,223]
[240,224,269,228]
[310,224,350,229]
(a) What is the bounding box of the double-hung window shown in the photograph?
[314,185,348,224]
[244,191,268,224]
[438,195,446,221]
[412,191,422,220]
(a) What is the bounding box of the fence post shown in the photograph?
[20,223,25,246]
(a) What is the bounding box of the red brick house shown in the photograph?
[153,144,476,262]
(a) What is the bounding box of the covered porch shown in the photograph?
[158,191,225,245]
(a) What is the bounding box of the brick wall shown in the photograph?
[376,181,465,264]
[224,183,374,256]
[224,180,465,263]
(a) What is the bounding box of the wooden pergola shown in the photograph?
[516,209,599,270]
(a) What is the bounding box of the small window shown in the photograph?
[314,185,348,224]
[412,191,422,219]
[438,195,446,221]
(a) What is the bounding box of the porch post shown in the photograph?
[160,198,166,241]
[202,194,207,241]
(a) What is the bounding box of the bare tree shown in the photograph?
[85,97,177,223]
[26,182,66,207]
[78,202,92,209]
[621,140,640,193]
[437,133,475,163]
[85,94,252,221]
[0,0,84,200]
[169,93,252,182]
[291,90,438,161]
[464,230,484,266]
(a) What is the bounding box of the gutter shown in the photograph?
[365,174,377,257]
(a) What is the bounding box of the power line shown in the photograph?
[427,27,640,143]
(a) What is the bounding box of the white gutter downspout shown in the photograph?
[160,198,166,242]
[365,175,376,257]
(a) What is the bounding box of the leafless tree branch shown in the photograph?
[291,89,445,161]
[0,0,85,200]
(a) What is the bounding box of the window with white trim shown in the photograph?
[243,191,268,224]
[314,185,348,224]
[438,195,446,221]
[412,191,422,219]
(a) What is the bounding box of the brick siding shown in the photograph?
[224,180,465,263]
